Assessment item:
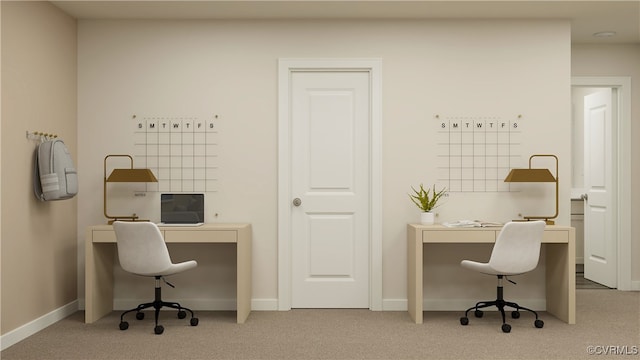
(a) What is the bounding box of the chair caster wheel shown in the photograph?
[534,319,544,328]
[119,321,129,330]
[460,317,469,326]
[511,311,520,319]
[136,312,145,320]
[501,323,511,333]
[177,310,187,319]
[154,325,164,335]
[190,317,199,326]
[474,310,483,318]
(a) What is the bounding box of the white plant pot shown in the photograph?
[420,212,435,225]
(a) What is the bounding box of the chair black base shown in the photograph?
[119,276,198,335]
[459,275,544,333]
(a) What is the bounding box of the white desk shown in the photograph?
[85,223,252,324]
[407,224,575,324]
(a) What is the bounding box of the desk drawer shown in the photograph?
[423,230,496,243]
[92,230,117,243]
[163,230,237,243]
[542,230,569,243]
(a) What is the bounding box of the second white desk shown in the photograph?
[407,224,575,325]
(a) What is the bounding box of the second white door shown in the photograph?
[290,70,371,308]
[583,88,617,288]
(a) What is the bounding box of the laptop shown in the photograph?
[159,193,204,226]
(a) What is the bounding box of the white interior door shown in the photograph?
[583,88,617,288]
[289,70,371,308]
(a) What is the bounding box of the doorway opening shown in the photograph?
[571,77,632,290]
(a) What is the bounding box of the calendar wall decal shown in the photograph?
[437,115,522,192]
[133,115,219,193]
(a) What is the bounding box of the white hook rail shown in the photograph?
[26,131,58,141]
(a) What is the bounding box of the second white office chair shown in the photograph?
[459,221,546,333]
[113,221,199,335]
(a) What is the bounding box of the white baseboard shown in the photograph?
[380,298,547,312]
[382,299,408,311]
[423,298,546,311]
[251,298,278,311]
[113,298,279,311]
[114,298,237,311]
[630,281,640,291]
[1,300,78,351]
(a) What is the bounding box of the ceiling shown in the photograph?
[51,0,640,44]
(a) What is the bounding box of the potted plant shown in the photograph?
[409,184,447,225]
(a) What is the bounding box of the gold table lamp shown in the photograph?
[104,154,158,224]
[504,154,558,225]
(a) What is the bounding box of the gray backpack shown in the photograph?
[33,139,78,201]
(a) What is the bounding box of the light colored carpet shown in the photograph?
[2,289,638,360]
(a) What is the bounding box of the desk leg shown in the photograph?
[85,241,115,323]
[236,227,252,324]
[407,226,423,324]
[545,239,576,324]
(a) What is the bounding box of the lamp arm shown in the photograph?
[555,178,559,219]
[527,154,559,223]
[103,180,139,222]
[104,154,138,223]
[104,154,134,176]
[528,154,558,179]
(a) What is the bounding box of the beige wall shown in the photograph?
[571,43,640,281]
[7,9,637,337]
[1,1,77,334]
[0,1,635,344]
[77,19,571,309]
[6,2,640,340]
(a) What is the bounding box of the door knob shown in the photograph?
[292,198,302,207]
[580,194,588,201]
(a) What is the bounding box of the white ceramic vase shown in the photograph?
[420,211,435,225]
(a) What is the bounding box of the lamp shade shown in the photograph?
[504,168,556,183]
[503,154,559,225]
[106,168,158,183]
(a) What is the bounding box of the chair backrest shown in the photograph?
[488,221,546,274]
[113,221,173,276]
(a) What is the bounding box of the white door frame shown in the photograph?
[572,76,633,290]
[278,58,383,310]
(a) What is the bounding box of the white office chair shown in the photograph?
[459,221,546,333]
[113,221,199,334]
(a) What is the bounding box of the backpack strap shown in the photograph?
[33,147,45,201]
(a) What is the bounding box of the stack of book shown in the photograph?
[442,220,503,228]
